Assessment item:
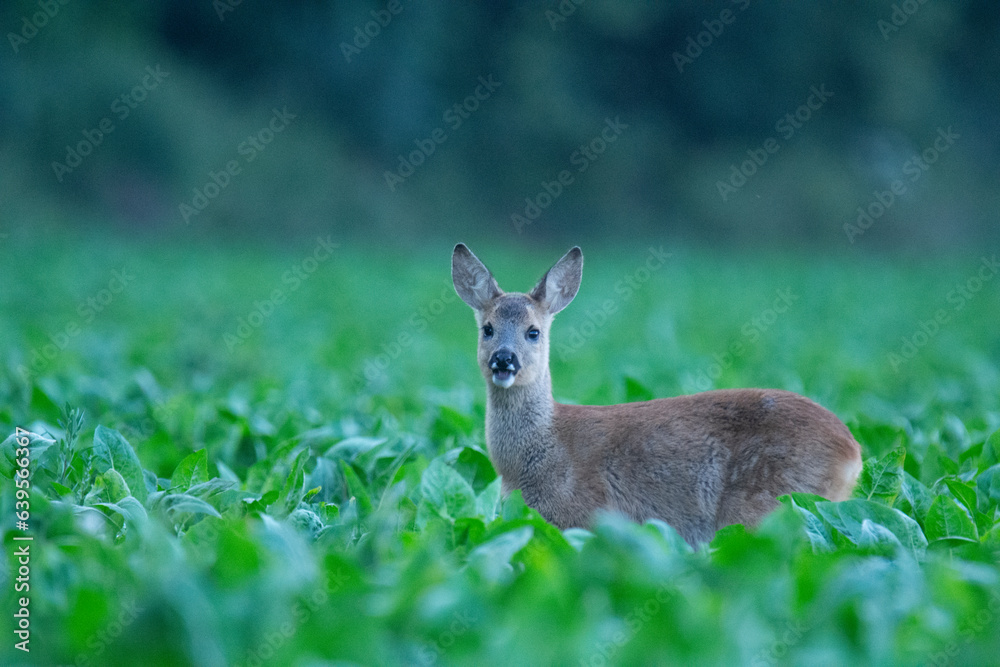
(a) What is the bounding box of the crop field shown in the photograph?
[2,235,1000,666]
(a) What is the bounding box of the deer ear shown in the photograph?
[452,243,502,311]
[530,247,582,315]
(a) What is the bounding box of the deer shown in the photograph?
[451,243,863,546]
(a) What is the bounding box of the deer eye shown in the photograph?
[526,327,540,342]
[482,323,494,339]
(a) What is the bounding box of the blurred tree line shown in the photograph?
[0,0,996,249]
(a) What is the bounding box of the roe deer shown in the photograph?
[452,243,862,546]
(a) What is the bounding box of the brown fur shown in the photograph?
[453,244,862,545]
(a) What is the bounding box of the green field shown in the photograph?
[2,235,1000,666]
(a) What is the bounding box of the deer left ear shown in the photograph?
[453,243,502,311]
[530,247,582,315]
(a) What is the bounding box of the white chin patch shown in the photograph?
[492,371,516,388]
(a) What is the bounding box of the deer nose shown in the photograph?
[489,348,520,373]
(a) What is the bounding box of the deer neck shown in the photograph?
[484,369,563,492]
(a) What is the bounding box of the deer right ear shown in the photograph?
[530,246,583,315]
[452,243,502,311]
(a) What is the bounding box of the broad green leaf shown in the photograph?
[99,469,131,503]
[95,496,149,527]
[0,431,57,479]
[783,495,832,552]
[856,445,905,504]
[453,446,497,493]
[894,472,933,521]
[816,499,927,559]
[976,464,1000,509]
[982,428,1000,468]
[277,448,310,516]
[563,528,594,551]
[940,413,971,458]
[475,477,502,521]
[245,439,299,493]
[454,516,487,548]
[323,437,387,463]
[308,457,340,504]
[431,406,475,441]
[943,478,979,516]
[216,460,241,483]
[212,522,262,587]
[924,495,978,544]
[187,478,237,498]
[645,519,695,554]
[170,449,209,489]
[501,489,533,522]
[624,376,654,402]
[153,493,222,518]
[857,518,902,551]
[339,460,373,515]
[91,426,148,503]
[465,526,534,583]
[50,481,74,497]
[783,492,828,515]
[420,458,476,521]
[851,421,906,459]
[920,443,959,487]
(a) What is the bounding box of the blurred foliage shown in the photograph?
[1,236,999,665]
[1,0,998,247]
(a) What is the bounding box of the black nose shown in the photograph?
[489,348,520,372]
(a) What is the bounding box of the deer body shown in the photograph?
[453,244,862,546]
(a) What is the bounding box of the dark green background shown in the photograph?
[1,0,996,249]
